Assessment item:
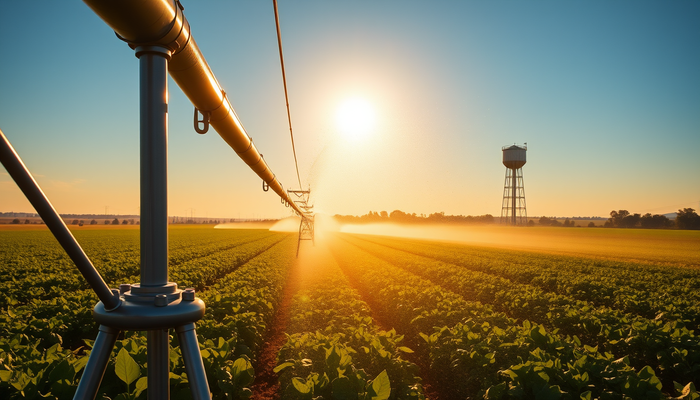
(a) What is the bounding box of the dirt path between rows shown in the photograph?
[328,242,442,400]
[250,256,302,399]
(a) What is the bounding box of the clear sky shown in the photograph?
[1,1,699,220]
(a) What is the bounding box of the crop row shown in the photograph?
[1,232,298,399]
[341,234,700,393]
[356,235,700,330]
[1,231,290,351]
[275,245,424,399]
[0,229,279,307]
[167,227,274,268]
[326,235,678,399]
[170,232,287,291]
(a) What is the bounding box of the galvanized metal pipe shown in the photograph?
[0,129,121,311]
[82,0,306,216]
[135,45,172,400]
[136,45,170,287]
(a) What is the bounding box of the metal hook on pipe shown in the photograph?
[194,108,210,134]
[262,180,269,192]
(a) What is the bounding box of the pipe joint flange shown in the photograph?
[116,0,191,56]
[93,297,205,331]
[122,282,180,305]
[134,45,172,60]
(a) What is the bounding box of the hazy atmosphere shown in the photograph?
[1,1,699,219]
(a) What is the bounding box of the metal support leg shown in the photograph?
[136,45,170,287]
[135,45,172,400]
[73,326,120,400]
[176,324,211,400]
[147,329,170,400]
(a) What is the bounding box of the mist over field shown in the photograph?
[253,214,700,267]
[335,222,700,267]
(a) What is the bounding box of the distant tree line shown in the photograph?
[603,208,700,230]
[536,217,578,227]
[333,210,495,225]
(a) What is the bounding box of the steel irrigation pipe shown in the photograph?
[82,0,306,217]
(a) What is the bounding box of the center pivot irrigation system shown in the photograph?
[0,0,314,399]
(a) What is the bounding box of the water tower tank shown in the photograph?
[502,144,527,170]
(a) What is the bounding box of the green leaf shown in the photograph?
[0,370,12,382]
[418,333,430,343]
[484,382,507,400]
[583,344,598,353]
[134,376,148,397]
[232,356,255,387]
[11,372,31,391]
[115,347,141,386]
[292,377,311,394]
[637,365,655,379]
[73,355,89,373]
[273,361,295,374]
[533,384,563,400]
[580,391,592,400]
[239,387,253,399]
[684,382,698,394]
[311,373,330,391]
[50,378,76,399]
[368,370,391,400]
[326,345,341,369]
[397,346,414,353]
[48,359,75,383]
[332,376,356,400]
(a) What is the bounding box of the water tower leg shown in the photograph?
[511,168,516,225]
[515,167,526,225]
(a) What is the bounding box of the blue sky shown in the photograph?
[1,1,699,219]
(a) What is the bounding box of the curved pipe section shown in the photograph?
[83,0,305,216]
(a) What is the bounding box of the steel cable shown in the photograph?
[273,0,303,189]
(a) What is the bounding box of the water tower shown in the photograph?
[501,143,528,225]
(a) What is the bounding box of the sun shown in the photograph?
[336,98,376,141]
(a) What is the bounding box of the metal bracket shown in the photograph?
[194,108,210,134]
[262,180,269,192]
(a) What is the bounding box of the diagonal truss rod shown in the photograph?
[0,129,121,311]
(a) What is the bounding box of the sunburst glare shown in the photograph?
[336,98,376,141]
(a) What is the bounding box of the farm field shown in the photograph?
[1,226,699,399]
[340,224,700,268]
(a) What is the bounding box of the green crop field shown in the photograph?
[1,226,698,399]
